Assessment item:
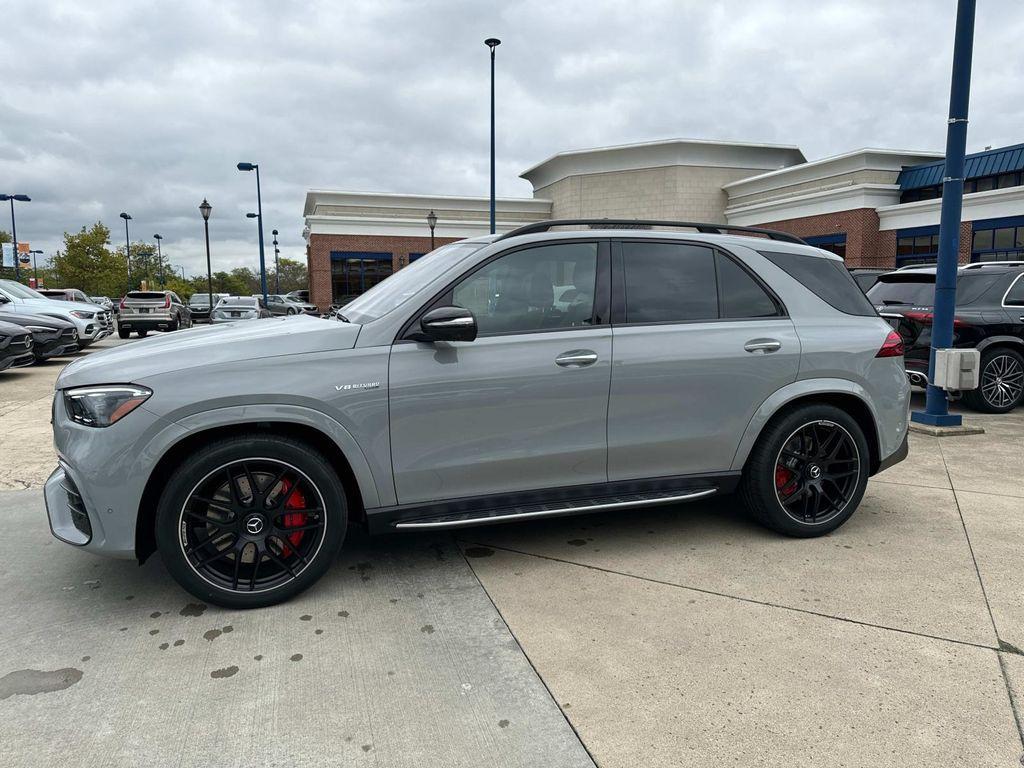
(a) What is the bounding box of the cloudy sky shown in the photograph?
[2,0,1022,276]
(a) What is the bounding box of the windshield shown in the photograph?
[0,279,47,300]
[189,295,213,306]
[218,297,256,308]
[340,241,489,323]
[867,272,1003,307]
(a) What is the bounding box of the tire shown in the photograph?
[137,330,148,338]
[154,434,348,608]
[288,308,296,315]
[168,319,179,332]
[962,347,1024,413]
[118,328,130,339]
[740,403,870,537]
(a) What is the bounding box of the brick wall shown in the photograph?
[306,233,461,310]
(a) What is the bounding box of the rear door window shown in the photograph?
[621,242,717,323]
[1005,274,1024,306]
[760,250,877,316]
[715,252,782,318]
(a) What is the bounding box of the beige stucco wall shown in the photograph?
[727,169,901,207]
[535,165,770,221]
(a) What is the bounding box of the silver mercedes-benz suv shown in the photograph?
[45,220,910,608]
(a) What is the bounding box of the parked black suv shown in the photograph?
[866,263,1024,412]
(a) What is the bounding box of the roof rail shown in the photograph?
[896,261,938,270]
[495,218,807,245]
[961,260,1024,269]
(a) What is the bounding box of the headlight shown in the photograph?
[26,325,56,334]
[63,385,152,427]
[70,310,95,319]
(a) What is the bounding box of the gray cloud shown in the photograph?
[1,0,1021,276]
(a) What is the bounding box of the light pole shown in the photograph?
[426,210,437,251]
[28,249,42,284]
[199,198,213,311]
[0,194,30,280]
[179,265,186,281]
[912,0,976,429]
[119,212,132,293]
[485,38,501,234]
[272,229,280,294]
[153,234,164,287]
[237,162,268,304]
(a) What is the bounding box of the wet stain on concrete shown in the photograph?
[253,655,263,661]
[150,611,162,619]
[159,643,169,651]
[203,629,223,642]
[314,629,324,635]
[290,654,303,662]
[361,745,373,752]
[999,640,1024,656]
[355,562,374,581]
[389,598,399,604]
[149,629,159,636]
[566,539,587,547]
[0,668,83,701]
[498,719,510,728]
[463,546,494,558]
[299,615,312,622]
[173,640,184,647]
[222,625,233,634]
[180,603,207,617]
[420,624,435,634]
[80,656,90,663]
[416,592,424,599]
[210,666,238,679]
[124,595,135,601]
[118,627,128,632]
[337,610,349,618]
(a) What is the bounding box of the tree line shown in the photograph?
[1,222,308,300]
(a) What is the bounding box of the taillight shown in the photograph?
[119,297,127,310]
[163,295,171,308]
[901,310,968,328]
[876,330,905,358]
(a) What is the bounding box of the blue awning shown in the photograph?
[897,143,1024,190]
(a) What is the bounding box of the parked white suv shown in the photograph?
[0,279,112,347]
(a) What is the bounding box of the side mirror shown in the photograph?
[419,306,477,342]
[0,294,8,304]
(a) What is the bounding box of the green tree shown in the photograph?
[269,257,308,294]
[51,223,127,296]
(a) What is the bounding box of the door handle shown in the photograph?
[744,339,782,354]
[555,350,598,367]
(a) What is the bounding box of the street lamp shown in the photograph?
[119,212,132,293]
[237,161,268,304]
[28,249,42,283]
[199,198,213,311]
[153,234,164,287]
[0,194,30,280]
[485,38,501,234]
[272,229,280,294]
[426,210,437,251]
[179,265,186,280]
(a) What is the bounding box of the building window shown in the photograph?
[408,253,425,263]
[895,227,939,267]
[803,233,847,260]
[330,251,393,305]
[971,216,1024,263]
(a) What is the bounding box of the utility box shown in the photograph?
[933,348,980,391]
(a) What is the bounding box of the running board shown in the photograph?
[392,487,718,530]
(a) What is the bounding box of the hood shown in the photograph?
[57,314,362,389]
[8,295,105,316]
[0,319,30,337]
[0,310,76,330]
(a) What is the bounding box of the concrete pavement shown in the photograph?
[1,340,1022,766]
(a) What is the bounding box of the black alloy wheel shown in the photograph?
[772,420,860,526]
[156,435,347,607]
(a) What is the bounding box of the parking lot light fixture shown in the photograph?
[485,38,501,235]
[237,161,269,305]
[0,193,31,280]
[199,198,213,311]
[426,210,437,251]
[153,234,164,287]
[272,229,280,294]
[119,212,132,294]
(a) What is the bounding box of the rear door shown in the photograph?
[607,240,800,480]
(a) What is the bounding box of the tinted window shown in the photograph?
[621,242,717,323]
[715,252,781,318]
[867,278,936,307]
[760,250,876,316]
[1005,275,1024,306]
[451,242,597,335]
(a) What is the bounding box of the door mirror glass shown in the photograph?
[419,306,477,342]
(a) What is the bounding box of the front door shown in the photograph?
[607,240,800,480]
[389,240,610,505]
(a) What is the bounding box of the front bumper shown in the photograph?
[44,464,92,545]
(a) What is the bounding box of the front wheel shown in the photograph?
[117,328,130,339]
[962,347,1024,413]
[155,435,348,608]
[740,404,870,537]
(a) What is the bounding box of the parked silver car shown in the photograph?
[118,290,192,338]
[211,295,271,323]
[0,279,112,346]
[46,220,910,608]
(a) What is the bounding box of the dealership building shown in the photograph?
[304,138,1024,309]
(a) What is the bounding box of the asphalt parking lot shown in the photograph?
[1,338,1022,767]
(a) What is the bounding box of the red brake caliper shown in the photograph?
[278,478,307,556]
[775,465,797,497]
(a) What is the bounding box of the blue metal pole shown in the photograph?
[489,46,496,234]
[912,0,975,428]
[255,165,269,305]
[9,198,19,281]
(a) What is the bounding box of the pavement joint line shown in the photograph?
[937,439,1024,750]
[458,539,1020,659]
[872,477,1024,500]
[456,540,599,768]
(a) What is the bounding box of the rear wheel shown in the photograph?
[118,328,130,339]
[963,347,1024,413]
[741,404,869,537]
[137,330,148,338]
[155,435,347,608]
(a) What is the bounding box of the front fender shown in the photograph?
[170,404,382,509]
[730,378,885,472]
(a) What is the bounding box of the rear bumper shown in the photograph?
[118,316,176,331]
[876,431,909,474]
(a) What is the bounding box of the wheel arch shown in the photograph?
[975,335,1024,354]
[135,412,379,563]
[732,381,882,475]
